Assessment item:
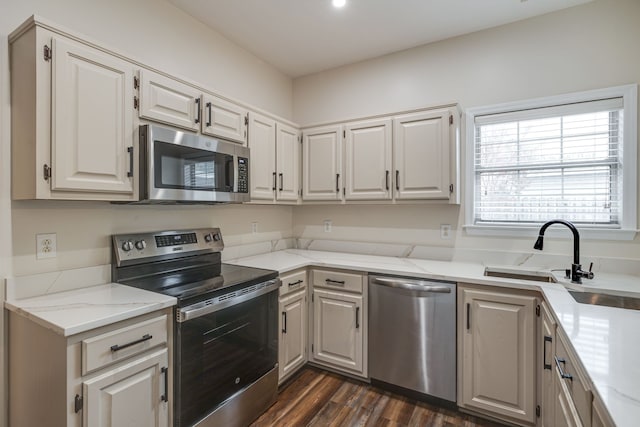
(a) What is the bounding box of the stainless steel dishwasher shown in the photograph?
[369,275,456,402]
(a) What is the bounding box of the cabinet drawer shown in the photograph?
[312,269,364,293]
[279,270,307,297]
[82,315,168,375]
[556,333,592,427]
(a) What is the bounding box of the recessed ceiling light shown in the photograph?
[332,0,346,8]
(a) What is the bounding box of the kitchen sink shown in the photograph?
[568,291,640,311]
[483,267,557,283]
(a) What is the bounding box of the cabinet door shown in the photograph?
[202,94,248,144]
[276,123,300,202]
[312,288,363,374]
[248,112,276,201]
[51,37,135,195]
[138,69,201,131]
[541,301,557,427]
[554,369,583,427]
[279,289,307,381]
[460,287,537,424]
[344,118,392,200]
[393,109,452,200]
[302,125,342,201]
[83,348,169,427]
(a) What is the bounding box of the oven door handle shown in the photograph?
[177,279,281,322]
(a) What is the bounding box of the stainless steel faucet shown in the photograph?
[533,219,594,284]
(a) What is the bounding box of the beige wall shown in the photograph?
[292,0,640,261]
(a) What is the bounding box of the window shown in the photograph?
[465,85,637,239]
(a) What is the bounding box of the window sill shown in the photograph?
[463,224,637,241]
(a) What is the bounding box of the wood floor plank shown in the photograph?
[250,367,504,427]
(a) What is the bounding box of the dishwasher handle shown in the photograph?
[372,277,451,293]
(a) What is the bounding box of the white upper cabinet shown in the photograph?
[138,69,201,131]
[202,94,248,144]
[344,118,392,200]
[276,123,301,201]
[10,23,136,201]
[301,106,459,204]
[139,71,248,144]
[248,114,300,203]
[248,112,277,200]
[51,37,136,195]
[393,108,453,200]
[302,125,343,201]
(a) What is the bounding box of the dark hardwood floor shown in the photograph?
[251,367,504,427]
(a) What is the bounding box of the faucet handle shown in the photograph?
[580,263,595,280]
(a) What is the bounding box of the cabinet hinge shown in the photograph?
[133,76,139,89]
[74,394,83,413]
[43,164,51,181]
[245,115,249,126]
[43,45,52,61]
[343,187,345,196]
[311,292,314,302]
[449,115,453,125]
[134,96,139,110]
[536,405,541,418]
[536,304,541,317]
[449,184,454,194]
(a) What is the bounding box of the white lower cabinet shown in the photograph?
[8,309,172,427]
[553,329,594,427]
[540,301,557,427]
[458,284,537,425]
[83,348,169,427]
[278,270,308,383]
[310,269,366,378]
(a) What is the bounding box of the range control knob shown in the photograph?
[121,240,134,252]
[134,240,146,250]
[204,233,213,243]
[213,232,221,241]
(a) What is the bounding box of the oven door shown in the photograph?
[175,284,279,427]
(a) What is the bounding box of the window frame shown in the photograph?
[464,84,637,240]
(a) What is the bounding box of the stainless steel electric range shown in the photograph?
[111,228,280,427]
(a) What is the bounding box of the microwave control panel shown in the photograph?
[237,157,248,193]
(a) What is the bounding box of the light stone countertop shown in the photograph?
[5,283,176,336]
[228,249,640,427]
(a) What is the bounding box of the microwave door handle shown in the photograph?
[228,156,236,192]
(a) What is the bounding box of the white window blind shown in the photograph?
[473,98,624,226]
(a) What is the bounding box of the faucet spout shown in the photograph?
[533,219,590,284]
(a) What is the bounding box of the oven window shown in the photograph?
[154,141,234,191]
[175,290,278,427]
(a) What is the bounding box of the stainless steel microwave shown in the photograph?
[137,124,249,203]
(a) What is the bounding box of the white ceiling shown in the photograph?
[168,0,594,78]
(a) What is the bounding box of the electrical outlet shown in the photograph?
[36,233,57,259]
[323,220,332,233]
[251,222,258,234]
[440,224,452,240]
